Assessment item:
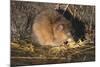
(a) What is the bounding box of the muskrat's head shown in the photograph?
[51,18,75,47]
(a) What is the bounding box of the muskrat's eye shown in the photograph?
[57,24,64,31]
[64,41,68,44]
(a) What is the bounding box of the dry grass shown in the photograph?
[11,39,95,66]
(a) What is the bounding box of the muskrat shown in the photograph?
[32,9,75,47]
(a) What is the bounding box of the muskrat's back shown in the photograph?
[32,9,75,47]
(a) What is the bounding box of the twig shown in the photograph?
[55,4,60,10]
[63,4,69,15]
[70,46,95,56]
[11,57,66,59]
[80,46,95,52]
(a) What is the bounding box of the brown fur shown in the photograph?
[32,9,74,46]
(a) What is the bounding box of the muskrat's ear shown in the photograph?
[56,24,64,32]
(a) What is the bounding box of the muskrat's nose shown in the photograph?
[64,41,68,44]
